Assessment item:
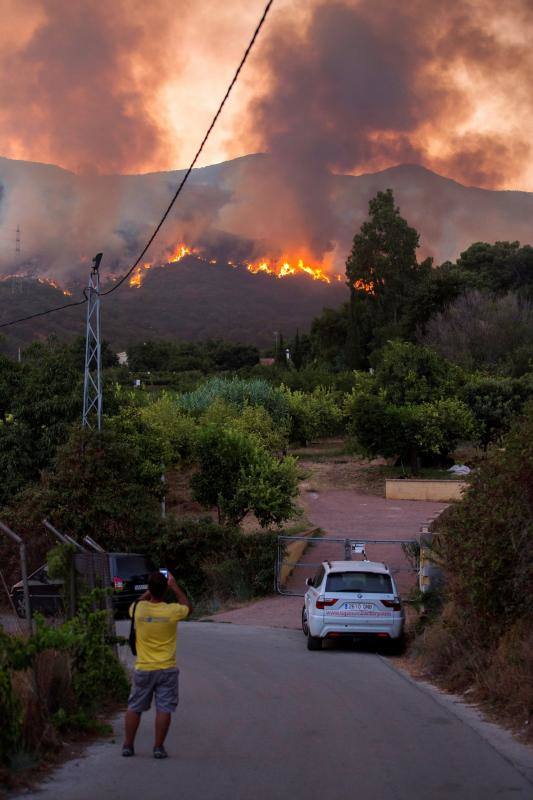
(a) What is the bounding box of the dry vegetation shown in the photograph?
[411,406,533,741]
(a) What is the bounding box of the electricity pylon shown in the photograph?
[82,253,103,430]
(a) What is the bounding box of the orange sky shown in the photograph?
[0,0,532,190]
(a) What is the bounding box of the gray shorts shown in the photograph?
[127,668,180,714]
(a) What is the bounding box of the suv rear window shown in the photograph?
[115,556,152,579]
[326,571,393,593]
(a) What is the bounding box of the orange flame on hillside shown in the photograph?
[36,276,73,296]
[129,262,153,289]
[126,242,339,288]
[129,243,199,288]
[167,243,197,263]
[246,257,331,283]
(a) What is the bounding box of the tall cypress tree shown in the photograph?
[292,329,303,370]
[345,189,431,367]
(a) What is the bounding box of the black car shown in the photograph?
[11,552,155,619]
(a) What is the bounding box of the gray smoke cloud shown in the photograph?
[1,0,533,280]
[237,0,533,257]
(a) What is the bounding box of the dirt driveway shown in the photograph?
[209,483,447,630]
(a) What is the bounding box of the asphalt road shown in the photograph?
[19,621,533,800]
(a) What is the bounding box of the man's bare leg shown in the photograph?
[154,711,171,748]
[124,710,141,748]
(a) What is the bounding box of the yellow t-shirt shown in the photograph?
[129,600,189,671]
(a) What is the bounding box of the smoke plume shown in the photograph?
[237,0,533,256]
[1,0,533,279]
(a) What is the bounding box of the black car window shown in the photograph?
[313,566,325,588]
[325,572,393,593]
[114,556,153,579]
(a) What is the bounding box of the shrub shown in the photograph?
[153,516,279,603]
[433,404,533,622]
[179,377,290,423]
[0,666,21,765]
[416,404,533,731]
[199,398,289,453]
[461,375,533,449]
[372,340,460,404]
[191,426,299,527]
[5,423,166,556]
[140,394,199,464]
[0,601,128,768]
[350,394,475,472]
[282,386,345,445]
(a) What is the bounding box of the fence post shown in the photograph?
[0,521,32,635]
[43,519,82,618]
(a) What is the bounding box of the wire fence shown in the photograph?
[276,535,420,598]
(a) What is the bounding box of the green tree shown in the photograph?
[0,339,83,504]
[275,333,287,367]
[422,290,533,376]
[309,305,350,369]
[140,393,199,464]
[191,426,299,527]
[282,387,345,446]
[345,190,431,366]
[199,398,289,453]
[5,418,167,553]
[456,240,533,298]
[461,375,533,450]
[291,330,303,370]
[0,353,21,423]
[373,341,460,405]
[350,394,475,473]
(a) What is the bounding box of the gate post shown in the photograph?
[0,521,32,635]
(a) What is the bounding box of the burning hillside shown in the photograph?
[127,242,339,290]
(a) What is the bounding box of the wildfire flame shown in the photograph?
[246,257,331,284]
[126,242,337,289]
[353,278,377,294]
[129,259,157,289]
[129,243,199,288]
[167,243,196,263]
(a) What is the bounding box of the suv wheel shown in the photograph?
[307,633,322,651]
[301,606,309,636]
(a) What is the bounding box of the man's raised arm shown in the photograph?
[168,573,193,614]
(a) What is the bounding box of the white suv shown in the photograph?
[302,560,405,651]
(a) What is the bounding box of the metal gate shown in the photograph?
[276,534,420,598]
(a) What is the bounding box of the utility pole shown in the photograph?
[82,253,103,431]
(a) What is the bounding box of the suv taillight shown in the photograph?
[381,598,402,611]
[316,596,338,609]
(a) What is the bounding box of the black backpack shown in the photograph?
[128,601,140,656]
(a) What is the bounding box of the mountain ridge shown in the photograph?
[1,153,533,353]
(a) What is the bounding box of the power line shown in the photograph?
[0,0,274,329]
[0,296,88,329]
[101,0,273,296]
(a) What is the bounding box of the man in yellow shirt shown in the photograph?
[122,571,192,759]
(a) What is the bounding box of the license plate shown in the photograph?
[134,584,148,591]
[342,602,374,611]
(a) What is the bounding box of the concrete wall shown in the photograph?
[386,479,467,502]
